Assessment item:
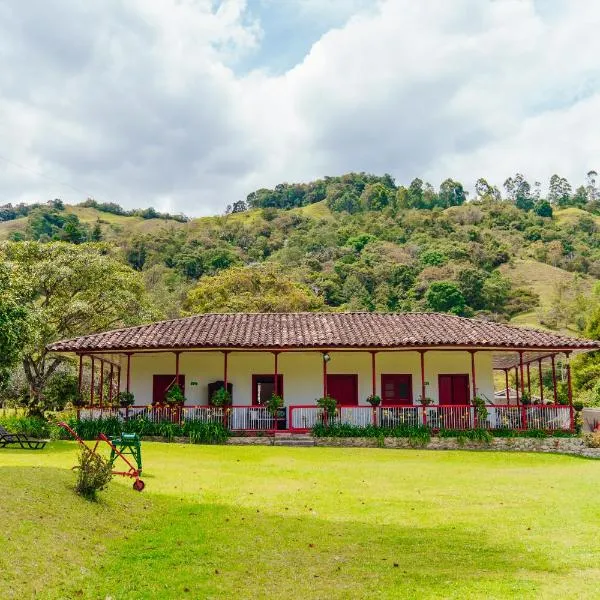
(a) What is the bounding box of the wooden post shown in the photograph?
[515,366,520,404]
[538,359,544,404]
[470,350,477,428]
[504,369,510,404]
[78,354,83,395]
[527,363,531,397]
[126,353,132,394]
[551,355,558,404]
[420,350,426,426]
[99,360,104,411]
[90,356,95,407]
[322,352,328,398]
[566,352,574,432]
[519,351,527,429]
[273,351,279,431]
[109,363,114,405]
[371,351,377,425]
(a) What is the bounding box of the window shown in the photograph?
[381,374,413,405]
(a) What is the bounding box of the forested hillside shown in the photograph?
[2,172,600,332]
[3,170,600,407]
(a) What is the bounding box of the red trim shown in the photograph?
[527,363,531,397]
[538,359,544,404]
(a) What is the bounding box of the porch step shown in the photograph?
[272,438,316,447]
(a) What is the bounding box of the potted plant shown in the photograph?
[165,383,185,405]
[472,395,488,422]
[317,395,337,421]
[117,391,135,408]
[520,391,532,405]
[266,393,284,415]
[418,395,433,406]
[211,386,232,407]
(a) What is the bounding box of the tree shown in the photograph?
[534,200,553,217]
[425,282,466,315]
[475,178,501,203]
[90,220,103,242]
[360,183,391,211]
[438,179,466,208]
[1,242,155,415]
[342,274,371,311]
[548,174,572,206]
[504,173,533,211]
[185,264,324,313]
[0,264,30,389]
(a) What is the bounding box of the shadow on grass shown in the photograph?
[68,494,554,600]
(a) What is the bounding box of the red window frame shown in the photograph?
[380,374,413,406]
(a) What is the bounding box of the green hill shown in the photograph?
[1,174,599,331]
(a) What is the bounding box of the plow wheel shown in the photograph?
[133,479,145,492]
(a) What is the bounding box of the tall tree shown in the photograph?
[0,264,30,389]
[547,174,572,206]
[185,264,324,313]
[438,179,466,208]
[1,242,155,414]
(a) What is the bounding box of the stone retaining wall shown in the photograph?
[314,436,600,457]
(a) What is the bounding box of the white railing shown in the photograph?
[77,404,573,432]
[338,406,374,427]
[377,406,421,428]
[289,406,322,432]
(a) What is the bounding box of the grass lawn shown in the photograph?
[1,443,599,599]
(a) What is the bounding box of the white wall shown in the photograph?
[118,350,495,406]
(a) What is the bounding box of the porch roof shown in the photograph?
[47,312,600,355]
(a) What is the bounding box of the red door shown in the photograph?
[381,374,413,405]
[152,374,185,405]
[438,375,469,405]
[326,374,358,405]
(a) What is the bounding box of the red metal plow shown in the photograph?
[58,422,145,491]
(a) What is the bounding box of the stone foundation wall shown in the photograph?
[314,436,600,457]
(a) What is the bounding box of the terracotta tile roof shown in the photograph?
[46,312,600,353]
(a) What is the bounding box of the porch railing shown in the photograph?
[78,405,277,432]
[78,404,573,433]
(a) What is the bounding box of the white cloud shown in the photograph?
[1,0,599,214]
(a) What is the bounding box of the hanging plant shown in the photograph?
[165,384,185,405]
[418,395,433,406]
[211,387,232,407]
[117,391,135,407]
[366,394,381,407]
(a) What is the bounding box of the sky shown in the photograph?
[1,0,599,216]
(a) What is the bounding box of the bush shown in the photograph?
[0,415,50,438]
[74,449,113,500]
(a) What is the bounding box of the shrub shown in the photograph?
[0,415,50,438]
[183,421,229,444]
[316,396,337,418]
[266,394,284,415]
[74,449,113,500]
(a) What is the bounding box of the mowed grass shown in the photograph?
[1,443,599,599]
